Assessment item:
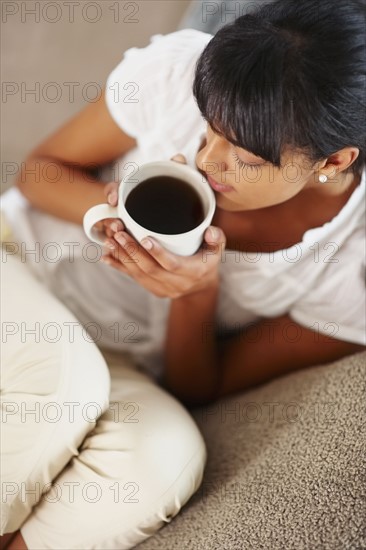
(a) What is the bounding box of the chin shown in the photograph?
[216,193,250,212]
[216,192,289,211]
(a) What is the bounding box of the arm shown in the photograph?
[16,90,136,224]
[99,205,365,404]
[164,283,220,404]
[164,307,366,405]
[218,314,366,397]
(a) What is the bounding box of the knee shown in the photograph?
[82,383,206,497]
[144,398,207,483]
[122,388,207,506]
[108,383,206,483]
[14,391,207,549]
[133,395,207,526]
[151,410,207,516]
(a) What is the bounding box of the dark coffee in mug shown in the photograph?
[125,176,205,234]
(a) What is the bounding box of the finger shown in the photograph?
[107,189,118,206]
[199,226,226,265]
[104,182,119,205]
[113,232,182,284]
[105,226,115,238]
[108,234,178,292]
[137,233,221,292]
[100,254,128,274]
[93,220,116,239]
[95,218,124,239]
[137,228,224,273]
[105,235,156,279]
[139,236,184,273]
[104,218,124,233]
[94,221,105,232]
[113,232,161,272]
[170,154,187,164]
[104,238,136,267]
[204,226,226,248]
[100,254,170,298]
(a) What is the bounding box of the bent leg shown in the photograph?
[20,360,207,549]
[1,254,110,535]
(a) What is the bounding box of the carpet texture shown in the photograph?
[137,351,366,550]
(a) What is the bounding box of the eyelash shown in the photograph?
[232,152,261,169]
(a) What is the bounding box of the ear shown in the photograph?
[317,147,360,178]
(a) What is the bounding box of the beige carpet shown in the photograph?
[137,351,366,549]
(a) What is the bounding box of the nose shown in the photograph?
[195,132,229,175]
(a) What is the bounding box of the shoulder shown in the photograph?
[105,30,212,137]
[130,28,212,55]
[107,29,212,86]
[125,28,212,59]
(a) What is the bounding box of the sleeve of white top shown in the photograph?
[290,225,366,346]
[104,29,211,139]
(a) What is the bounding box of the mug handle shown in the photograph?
[83,203,119,246]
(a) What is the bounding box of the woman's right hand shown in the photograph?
[94,181,125,238]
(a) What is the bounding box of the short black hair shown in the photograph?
[193,0,366,174]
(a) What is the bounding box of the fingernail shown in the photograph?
[171,154,186,164]
[104,240,115,250]
[108,190,118,204]
[110,221,122,232]
[209,227,219,241]
[141,238,153,250]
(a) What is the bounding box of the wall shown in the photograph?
[1,0,190,191]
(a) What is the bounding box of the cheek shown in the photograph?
[259,163,307,189]
[221,166,307,210]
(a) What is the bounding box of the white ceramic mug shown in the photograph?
[83,161,216,256]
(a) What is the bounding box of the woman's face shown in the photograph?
[195,125,316,211]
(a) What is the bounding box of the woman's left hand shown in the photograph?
[101,226,225,299]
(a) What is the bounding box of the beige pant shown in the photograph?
[0,253,206,549]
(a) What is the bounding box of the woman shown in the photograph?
[1,0,365,548]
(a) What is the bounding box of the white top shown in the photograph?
[2,29,365,378]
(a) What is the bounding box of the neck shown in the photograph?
[304,170,361,199]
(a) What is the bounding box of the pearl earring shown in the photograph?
[319,174,328,183]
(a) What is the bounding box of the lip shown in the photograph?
[206,175,235,193]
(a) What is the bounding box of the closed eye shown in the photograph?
[232,152,262,169]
